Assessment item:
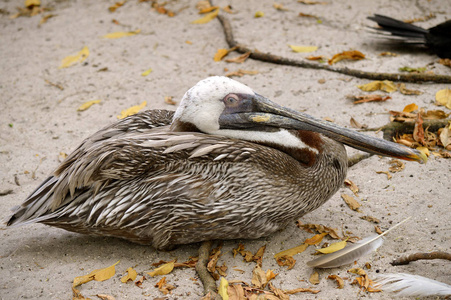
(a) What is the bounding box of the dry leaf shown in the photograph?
[309,271,320,285]
[117,101,147,119]
[439,124,450,147]
[225,69,259,78]
[316,240,347,254]
[147,261,175,277]
[289,45,318,53]
[344,179,359,195]
[227,284,245,299]
[251,265,268,288]
[298,0,328,4]
[59,46,89,69]
[222,5,235,14]
[266,269,278,282]
[96,294,116,300]
[253,245,266,266]
[225,52,251,63]
[305,233,328,245]
[275,255,296,270]
[218,277,229,300]
[328,50,365,65]
[379,52,398,57]
[398,83,422,95]
[103,29,140,39]
[254,11,264,18]
[297,222,341,239]
[109,1,126,12]
[141,68,152,76]
[78,100,101,111]
[198,6,219,14]
[416,146,430,157]
[350,94,391,104]
[285,287,320,294]
[341,194,361,211]
[388,159,405,173]
[155,277,175,295]
[191,8,219,24]
[164,96,176,105]
[376,170,392,180]
[360,216,380,224]
[413,113,425,144]
[214,48,229,61]
[306,55,326,61]
[327,275,344,289]
[403,103,419,113]
[120,267,137,283]
[357,80,397,93]
[350,117,367,129]
[274,243,309,258]
[73,261,120,287]
[273,3,289,11]
[39,14,54,24]
[438,58,451,67]
[436,89,451,109]
[135,276,146,288]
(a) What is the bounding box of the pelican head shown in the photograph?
[171,76,425,163]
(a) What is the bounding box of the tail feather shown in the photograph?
[367,14,428,43]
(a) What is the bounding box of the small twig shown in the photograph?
[217,15,451,84]
[391,251,451,265]
[196,240,219,298]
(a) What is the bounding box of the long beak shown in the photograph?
[219,94,426,163]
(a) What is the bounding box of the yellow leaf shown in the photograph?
[436,89,451,109]
[403,103,418,113]
[328,50,365,65]
[289,45,318,53]
[266,269,277,282]
[147,261,174,277]
[316,240,347,254]
[341,194,361,211]
[254,11,265,18]
[103,29,141,39]
[59,46,89,69]
[274,243,308,258]
[191,8,219,24]
[120,267,137,283]
[416,146,430,157]
[357,80,397,93]
[77,99,101,111]
[214,48,229,61]
[73,261,120,287]
[141,68,153,76]
[218,277,229,300]
[117,101,147,119]
[304,232,328,245]
[25,0,40,8]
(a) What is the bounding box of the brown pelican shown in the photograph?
[7,76,424,250]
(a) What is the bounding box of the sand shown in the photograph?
[0,0,450,299]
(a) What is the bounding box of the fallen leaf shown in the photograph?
[155,277,175,295]
[135,275,146,288]
[273,3,289,11]
[253,245,266,266]
[214,48,229,61]
[185,40,193,44]
[360,216,380,223]
[96,294,116,300]
[436,89,451,109]
[117,101,147,119]
[222,5,235,14]
[225,52,251,63]
[413,113,425,144]
[388,159,405,173]
[328,50,365,65]
[357,80,397,93]
[191,8,219,24]
[376,170,392,180]
[25,0,40,7]
[39,14,54,24]
[439,124,450,148]
[417,146,430,157]
[403,103,419,113]
[350,117,367,129]
[73,261,120,287]
[59,46,89,69]
[298,0,328,4]
[306,55,326,62]
[379,52,398,57]
[274,243,309,258]
[284,287,320,294]
[141,68,152,76]
[109,1,126,12]
[198,6,219,14]
[164,96,176,105]
[299,12,320,19]
[266,269,278,282]
[78,100,101,111]
[296,222,341,239]
[341,194,361,211]
[309,271,320,285]
[344,179,359,195]
[304,233,328,245]
[225,69,259,77]
[218,277,229,300]
[151,1,174,17]
[316,240,347,254]
[398,83,422,95]
[275,255,296,270]
[327,275,344,289]
[103,29,141,39]
[289,45,318,53]
[438,58,451,67]
[254,11,264,18]
[349,94,391,104]
[251,265,268,288]
[121,267,137,283]
[72,286,88,300]
[147,261,175,277]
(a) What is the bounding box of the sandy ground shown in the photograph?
[0,0,450,299]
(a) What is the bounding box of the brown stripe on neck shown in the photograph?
[292,130,324,152]
[170,119,201,132]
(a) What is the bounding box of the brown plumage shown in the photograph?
[7,77,424,250]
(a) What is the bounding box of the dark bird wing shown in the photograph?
[367,14,428,44]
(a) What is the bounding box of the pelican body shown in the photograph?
[7,77,424,250]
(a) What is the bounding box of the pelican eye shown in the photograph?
[224,94,240,107]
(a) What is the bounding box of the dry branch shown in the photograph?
[217,15,451,84]
[391,251,451,265]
